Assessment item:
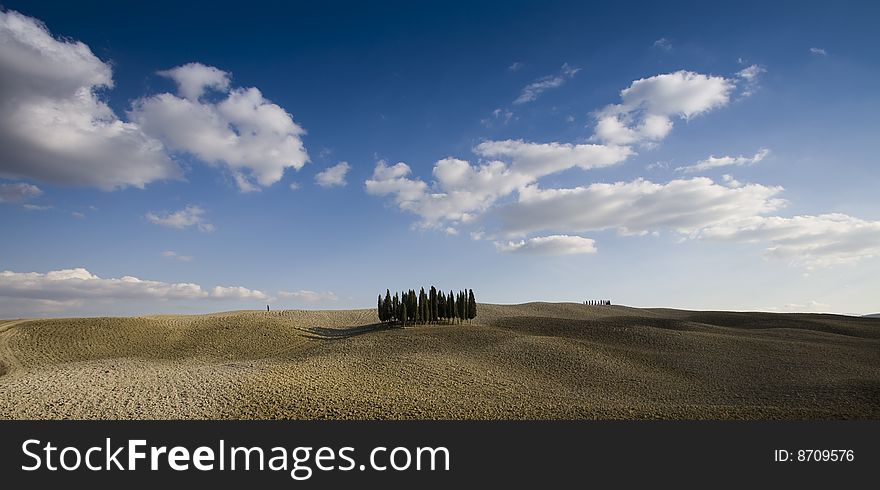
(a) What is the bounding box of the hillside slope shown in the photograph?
[1,304,878,419]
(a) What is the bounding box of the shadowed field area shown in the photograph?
[1,304,878,419]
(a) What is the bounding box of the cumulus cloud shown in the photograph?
[365,139,631,228]
[367,67,878,269]
[0,268,264,302]
[277,290,339,302]
[146,205,214,232]
[495,177,785,237]
[129,63,309,192]
[677,148,770,173]
[366,158,532,227]
[513,63,580,104]
[315,161,351,188]
[698,214,880,268]
[210,285,269,301]
[0,182,41,203]
[593,70,734,145]
[495,235,597,255]
[0,10,180,189]
[161,250,193,262]
[156,63,230,101]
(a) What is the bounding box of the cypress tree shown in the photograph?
[429,286,437,323]
[458,291,465,322]
[383,289,392,323]
[400,302,407,327]
[422,289,428,323]
[468,289,477,321]
[378,294,384,322]
[448,290,455,322]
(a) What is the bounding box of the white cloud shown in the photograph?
[474,139,632,178]
[677,148,770,173]
[233,172,261,193]
[365,158,532,227]
[210,285,269,301]
[146,205,215,232]
[22,204,51,211]
[508,61,524,71]
[810,47,827,56]
[495,177,785,237]
[495,235,597,255]
[366,67,878,269]
[593,70,734,145]
[513,63,580,104]
[698,214,880,268]
[129,63,309,191]
[735,64,766,98]
[156,63,230,101]
[277,290,339,302]
[0,10,180,189]
[652,38,672,51]
[366,140,632,228]
[721,174,743,188]
[481,107,514,127]
[0,267,264,302]
[315,161,351,188]
[289,182,301,191]
[70,211,85,219]
[0,182,41,202]
[161,250,193,262]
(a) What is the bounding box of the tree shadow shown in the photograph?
[301,323,395,340]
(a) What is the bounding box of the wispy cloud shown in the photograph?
[162,250,194,262]
[810,47,827,55]
[146,205,215,232]
[676,148,770,173]
[277,290,339,302]
[513,63,580,104]
[652,38,672,51]
[736,64,766,98]
[495,235,597,255]
[0,182,42,203]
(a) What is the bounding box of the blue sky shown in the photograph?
[1,0,878,317]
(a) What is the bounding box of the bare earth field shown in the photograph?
[1,303,878,420]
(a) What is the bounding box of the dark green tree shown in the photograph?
[468,289,477,321]
[383,289,392,323]
[377,294,383,322]
[448,290,455,322]
[429,286,437,323]
[458,290,465,322]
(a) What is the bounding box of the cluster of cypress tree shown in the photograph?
[378,287,476,325]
